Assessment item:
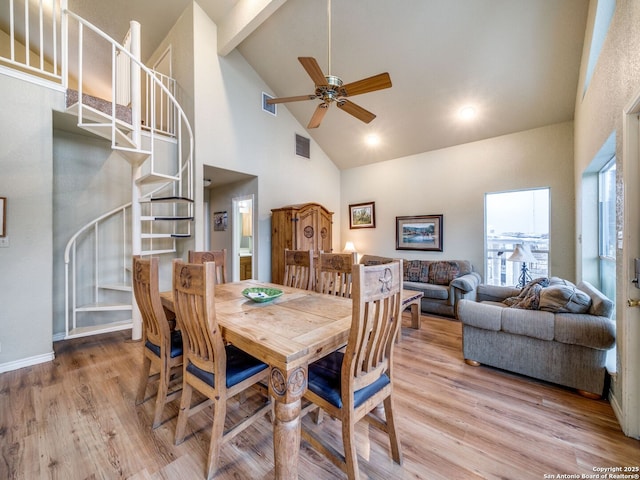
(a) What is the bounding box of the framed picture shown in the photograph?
[349,202,376,229]
[396,214,443,251]
[0,197,5,237]
[213,211,228,231]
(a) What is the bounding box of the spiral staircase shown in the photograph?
[1,0,194,340]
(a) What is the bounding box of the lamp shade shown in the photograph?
[507,244,535,263]
[343,241,356,253]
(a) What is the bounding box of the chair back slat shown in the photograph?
[132,256,169,348]
[345,261,402,393]
[283,249,314,290]
[188,249,228,284]
[173,260,226,388]
[317,252,356,298]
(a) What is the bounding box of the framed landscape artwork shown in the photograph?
[396,214,443,251]
[349,202,376,229]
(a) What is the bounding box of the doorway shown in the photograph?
[232,195,254,281]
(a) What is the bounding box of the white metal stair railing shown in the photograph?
[64,204,133,339]
[60,10,194,339]
[0,0,63,83]
[62,8,195,235]
[3,0,195,339]
[63,5,193,338]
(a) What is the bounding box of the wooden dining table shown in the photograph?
[160,279,353,480]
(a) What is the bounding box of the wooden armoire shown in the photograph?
[271,202,333,285]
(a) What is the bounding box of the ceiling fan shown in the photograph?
[266,0,392,129]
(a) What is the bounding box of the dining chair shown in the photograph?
[301,260,404,480]
[317,252,357,298]
[283,248,315,290]
[187,249,228,284]
[172,260,271,480]
[132,255,183,429]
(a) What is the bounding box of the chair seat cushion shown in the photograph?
[186,345,268,388]
[307,351,390,409]
[145,330,183,358]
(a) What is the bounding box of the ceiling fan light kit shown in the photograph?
[266,0,392,129]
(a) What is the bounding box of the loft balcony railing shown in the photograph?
[486,242,550,287]
[0,0,63,82]
[1,0,184,146]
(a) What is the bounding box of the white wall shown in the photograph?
[148,2,342,281]
[51,128,132,336]
[341,122,576,282]
[574,0,640,437]
[0,74,64,369]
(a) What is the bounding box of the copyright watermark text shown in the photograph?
[543,467,640,479]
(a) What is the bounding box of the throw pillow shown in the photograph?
[548,277,575,288]
[418,262,431,283]
[428,261,460,285]
[539,284,592,313]
[404,260,424,282]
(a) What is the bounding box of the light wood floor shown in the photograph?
[1,314,638,479]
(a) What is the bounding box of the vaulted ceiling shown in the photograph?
[31,0,593,170]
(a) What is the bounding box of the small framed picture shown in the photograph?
[213,211,228,231]
[396,214,443,251]
[349,202,376,229]
[0,197,5,237]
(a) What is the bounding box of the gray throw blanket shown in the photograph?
[503,277,550,310]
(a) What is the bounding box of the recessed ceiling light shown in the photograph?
[459,106,477,120]
[365,134,380,146]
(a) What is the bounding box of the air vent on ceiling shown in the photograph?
[262,92,276,116]
[295,134,310,159]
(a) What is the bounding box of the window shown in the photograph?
[485,188,550,286]
[599,157,616,302]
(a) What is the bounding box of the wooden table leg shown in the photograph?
[410,302,421,329]
[269,366,307,480]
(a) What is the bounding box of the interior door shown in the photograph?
[231,195,254,282]
[620,94,640,438]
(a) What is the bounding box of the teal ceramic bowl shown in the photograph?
[242,287,284,303]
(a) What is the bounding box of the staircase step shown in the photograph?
[141,233,191,239]
[141,196,194,204]
[140,248,177,256]
[66,89,132,124]
[99,283,132,292]
[65,319,133,340]
[141,216,194,221]
[76,122,137,148]
[136,172,180,185]
[75,302,133,312]
[66,103,134,142]
[112,145,152,165]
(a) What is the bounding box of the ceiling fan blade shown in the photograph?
[336,99,376,124]
[298,57,329,86]
[307,103,329,129]
[267,94,316,105]
[339,72,392,97]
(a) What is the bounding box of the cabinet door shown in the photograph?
[296,206,319,252]
[318,208,333,253]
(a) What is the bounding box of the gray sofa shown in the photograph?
[457,279,615,397]
[360,255,481,317]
